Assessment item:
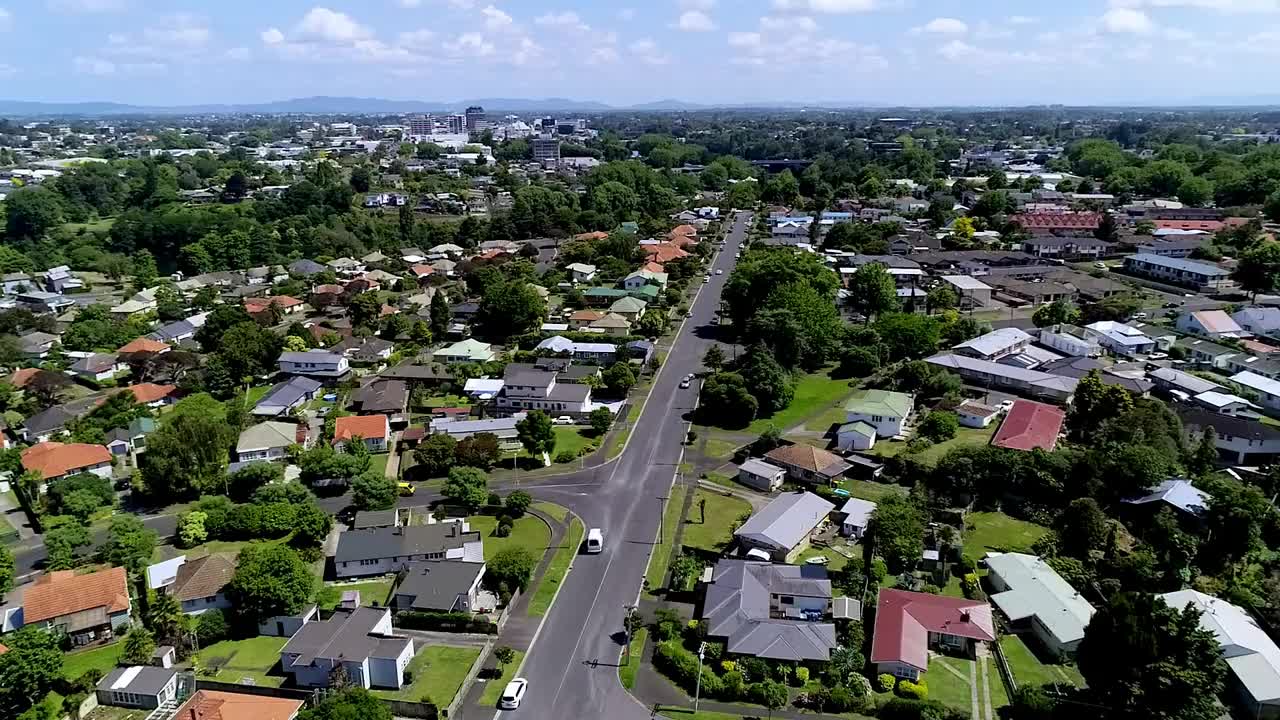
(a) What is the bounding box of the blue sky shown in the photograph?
[0,0,1276,106]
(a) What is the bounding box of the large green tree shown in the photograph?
[442,466,489,512]
[140,410,236,501]
[868,495,924,570]
[0,627,64,715]
[516,410,557,458]
[845,264,898,323]
[227,544,316,622]
[1234,240,1280,300]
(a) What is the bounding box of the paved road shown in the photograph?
[487,212,750,720]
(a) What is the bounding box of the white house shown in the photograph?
[987,553,1095,657]
[1038,324,1102,358]
[837,422,878,451]
[1177,310,1249,340]
[566,263,597,283]
[734,491,835,563]
[281,606,414,690]
[1230,371,1280,412]
[953,328,1033,362]
[842,390,913,439]
[334,522,483,579]
[1083,321,1156,358]
[956,400,1001,429]
[236,422,301,463]
[737,458,786,492]
[839,498,876,539]
[1233,306,1280,340]
[278,350,350,380]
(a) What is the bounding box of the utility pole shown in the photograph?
[693,641,707,712]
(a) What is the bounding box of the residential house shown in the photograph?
[990,279,1076,306]
[842,389,913,439]
[19,330,60,358]
[1134,236,1205,258]
[1157,590,1280,720]
[839,498,876,540]
[310,284,344,308]
[23,567,131,646]
[702,560,839,662]
[334,522,483,579]
[252,377,322,417]
[1123,254,1234,291]
[42,265,83,293]
[434,339,496,363]
[17,291,74,314]
[105,417,156,459]
[1177,310,1249,340]
[117,337,171,356]
[333,415,390,453]
[236,422,304,462]
[1177,406,1280,465]
[281,606,414,690]
[1125,478,1211,518]
[837,422,878,452]
[354,509,403,530]
[1020,236,1112,259]
[0,271,32,295]
[1185,338,1241,370]
[429,415,525,452]
[95,666,179,710]
[871,589,996,681]
[1011,212,1102,233]
[332,336,395,365]
[69,353,124,383]
[21,441,112,481]
[245,295,304,320]
[163,554,235,615]
[953,328,1033,362]
[986,553,1094,657]
[589,313,632,336]
[642,242,690,264]
[124,383,178,408]
[568,309,604,330]
[623,269,668,291]
[956,400,1001,428]
[1149,367,1226,398]
[566,263,597,283]
[992,400,1066,452]
[1193,391,1258,415]
[1038,357,1152,395]
[734,491,835,563]
[764,444,853,485]
[1038,324,1102,358]
[390,561,487,613]
[495,364,592,416]
[351,379,409,424]
[1083,321,1156,358]
[278,351,351,381]
[608,296,647,321]
[21,406,77,442]
[536,336,619,364]
[1229,354,1280,380]
[939,276,993,308]
[737,458,786,492]
[1233,307,1280,340]
[925,354,1079,403]
[173,690,303,720]
[147,319,199,344]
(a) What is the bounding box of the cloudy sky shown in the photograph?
[0,0,1276,106]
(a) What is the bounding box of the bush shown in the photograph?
[917,411,959,443]
[554,450,577,464]
[396,610,498,634]
[898,679,928,700]
[871,558,888,581]
[196,609,229,645]
[720,660,736,674]
[795,666,809,684]
[737,656,770,683]
[720,670,746,700]
[878,673,897,692]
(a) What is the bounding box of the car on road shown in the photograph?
[1149,352,1168,360]
[715,269,723,275]
[1094,261,1108,269]
[998,400,1015,412]
[552,415,574,426]
[1163,302,1180,308]
[703,276,710,284]
[499,678,528,710]
[586,528,605,553]
[735,252,741,259]
[685,311,693,318]
[397,482,415,496]
[679,377,691,389]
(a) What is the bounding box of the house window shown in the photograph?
[780,596,794,605]
[359,559,379,566]
[872,415,883,423]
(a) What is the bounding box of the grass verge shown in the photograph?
[468,514,553,563]
[478,651,526,706]
[645,483,688,598]
[527,517,584,617]
[619,628,648,690]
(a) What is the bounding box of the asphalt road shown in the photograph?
[490,212,751,720]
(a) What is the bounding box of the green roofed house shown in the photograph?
[583,287,629,307]
[609,296,648,321]
[837,421,878,451]
[434,339,497,363]
[626,284,661,303]
[842,390,913,445]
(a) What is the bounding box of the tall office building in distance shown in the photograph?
[532,135,561,164]
[408,115,432,136]
[448,114,466,134]
[465,106,486,130]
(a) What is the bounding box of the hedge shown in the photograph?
[395,610,498,634]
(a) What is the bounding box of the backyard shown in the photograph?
[467,513,553,562]
[317,579,395,610]
[63,642,123,681]
[999,634,1086,688]
[374,645,481,705]
[194,636,288,687]
[680,489,752,553]
[748,370,854,434]
[870,424,997,464]
[832,479,909,502]
[962,512,1050,562]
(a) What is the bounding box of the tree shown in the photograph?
[1234,240,1280,300]
[227,462,284,503]
[702,345,725,372]
[587,407,613,436]
[44,515,90,570]
[413,433,456,477]
[1077,592,1225,720]
[489,547,538,589]
[4,187,64,240]
[874,313,942,361]
[601,362,636,396]
[0,546,13,600]
[291,502,334,549]
[429,292,451,338]
[141,410,235,501]
[121,624,157,665]
[298,688,392,720]
[1032,299,1080,328]
[494,645,516,671]
[455,432,501,470]
[1068,369,1135,440]
[100,515,158,577]
[740,345,794,415]
[837,346,880,379]
[442,466,489,512]
[868,495,924,570]
[925,285,956,314]
[1056,498,1110,559]
[46,471,113,519]
[699,372,759,429]
[228,544,316,622]
[0,627,63,715]
[917,411,958,442]
[349,166,372,193]
[846,264,898,323]
[505,490,532,518]
[1094,212,1119,242]
[1201,481,1273,570]
[177,511,208,548]
[348,292,382,330]
[479,279,546,339]
[516,410,557,458]
[351,470,398,511]
[1189,426,1219,475]
[757,680,789,716]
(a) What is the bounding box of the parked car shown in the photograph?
[316,406,332,417]
[1131,312,1148,320]
[397,482,415,496]
[703,276,710,284]
[499,679,528,710]
[998,400,1015,412]
[552,416,574,426]
[715,269,723,275]
[1094,262,1107,269]
[685,311,693,318]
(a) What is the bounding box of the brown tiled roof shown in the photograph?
[570,310,604,322]
[574,231,609,241]
[643,243,690,263]
[123,383,177,404]
[117,337,170,354]
[21,441,112,480]
[765,444,845,474]
[8,368,40,388]
[174,690,303,720]
[170,555,235,603]
[411,264,435,277]
[334,414,389,442]
[23,567,129,624]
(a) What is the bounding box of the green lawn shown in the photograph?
[154,537,287,563]
[962,512,1050,562]
[478,650,526,706]
[369,453,391,477]
[421,394,471,409]
[532,501,569,523]
[870,424,996,463]
[999,634,1085,688]
[833,479,909,502]
[63,642,123,680]
[927,656,975,712]
[619,628,647,690]
[0,509,18,544]
[528,517,583,617]
[985,656,1011,708]
[645,484,688,597]
[194,636,287,688]
[747,371,854,434]
[376,645,481,704]
[468,514,552,563]
[317,579,394,610]
[540,426,595,460]
[702,438,740,461]
[794,545,851,571]
[62,217,116,233]
[681,489,752,553]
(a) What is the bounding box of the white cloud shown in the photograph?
[511,36,544,65]
[760,15,818,32]
[730,14,886,69]
[141,15,211,47]
[297,7,373,43]
[261,27,285,45]
[772,0,878,13]
[630,38,670,65]
[675,10,716,31]
[444,31,495,57]
[480,5,512,30]
[680,0,715,8]
[536,11,590,33]
[397,28,436,47]
[591,46,620,63]
[74,55,116,74]
[1102,7,1155,33]
[728,31,762,48]
[917,17,968,34]
[0,8,10,30]
[48,0,125,12]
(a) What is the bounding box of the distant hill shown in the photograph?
[0,96,623,116]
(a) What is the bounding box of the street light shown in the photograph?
[693,641,707,712]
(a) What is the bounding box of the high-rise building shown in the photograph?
[532,135,561,164]
[408,115,432,136]
[448,114,466,134]
[465,106,486,130]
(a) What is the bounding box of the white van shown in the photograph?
[586,528,604,553]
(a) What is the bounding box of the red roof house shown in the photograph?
[871,588,995,679]
[643,243,690,264]
[116,337,170,355]
[21,441,113,481]
[122,383,178,407]
[991,400,1066,452]
[333,415,390,453]
[1154,219,1224,232]
[23,567,131,645]
[1011,212,1102,232]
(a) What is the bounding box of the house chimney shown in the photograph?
[960,610,971,623]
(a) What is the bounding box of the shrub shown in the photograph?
[922,584,941,595]
[703,641,723,662]
[196,609,229,645]
[720,660,736,673]
[737,656,770,683]
[898,679,928,700]
[827,685,862,712]
[880,697,964,720]
[961,573,981,599]
[720,670,746,700]
[871,558,888,581]
[396,610,498,634]
[487,492,502,507]
[795,666,809,684]
[878,673,897,692]
[554,450,577,464]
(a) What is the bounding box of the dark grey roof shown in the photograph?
[23,405,77,435]
[1038,357,1153,394]
[558,364,600,381]
[1176,404,1280,441]
[546,382,591,403]
[354,510,398,529]
[282,606,410,666]
[147,320,196,343]
[289,259,326,276]
[734,491,835,552]
[70,353,117,373]
[254,376,322,414]
[333,336,394,356]
[392,561,485,611]
[335,524,480,564]
[504,364,557,387]
[702,560,837,662]
[352,379,408,414]
[97,666,177,696]
[380,363,454,381]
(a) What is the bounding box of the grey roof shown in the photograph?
[987,553,1094,647]
[279,350,344,365]
[282,606,411,666]
[1176,404,1280,442]
[702,560,837,662]
[953,328,1032,358]
[1148,366,1225,395]
[70,352,117,373]
[335,524,481,564]
[147,319,196,343]
[392,561,485,611]
[739,458,784,478]
[1157,589,1280,704]
[546,382,591,403]
[734,491,835,552]
[253,376,322,415]
[839,498,877,528]
[353,379,409,414]
[1127,253,1230,277]
[1125,478,1211,515]
[23,405,77,435]
[926,354,1080,394]
[354,510,398,529]
[97,666,177,696]
[236,421,299,453]
[503,364,558,387]
[430,414,524,439]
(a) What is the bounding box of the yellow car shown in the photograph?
[397,482,415,496]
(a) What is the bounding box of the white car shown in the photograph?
[715,269,724,275]
[804,556,830,566]
[552,416,574,426]
[1132,312,1148,320]
[703,276,710,284]
[586,527,605,553]
[499,678,528,709]
[1094,261,1107,269]
[998,400,1015,412]
[679,378,691,389]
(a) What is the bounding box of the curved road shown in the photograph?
[493,211,751,720]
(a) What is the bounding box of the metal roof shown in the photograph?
[987,553,1094,647]
[702,560,836,662]
[734,491,835,552]
[1159,590,1280,703]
